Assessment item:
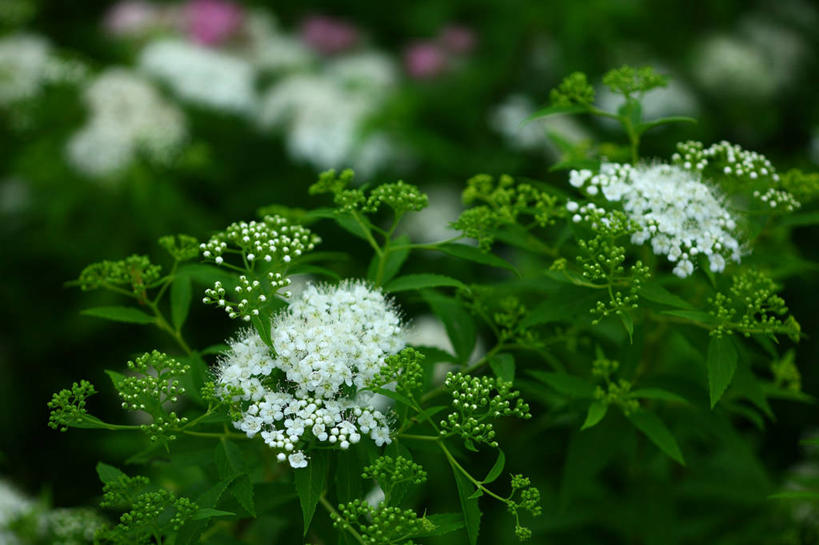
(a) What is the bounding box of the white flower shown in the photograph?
[240,10,315,72]
[489,94,589,158]
[139,39,258,114]
[568,163,743,277]
[0,33,85,106]
[0,480,32,543]
[66,68,186,178]
[215,280,403,466]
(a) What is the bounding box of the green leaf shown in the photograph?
[482,450,505,484]
[619,311,634,342]
[423,293,476,364]
[524,103,590,123]
[437,243,518,274]
[385,273,468,293]
[635,116,697,136]
[294,450,329,535]
[251,314,273,348]
[191,508,235,520]
[627,410,685,465]
[81,306,156,325]
[449,461,482,545]
[334,450,363,504]
[660,310,718,325]
[707,336,738,408]
[629,388,689,404]
[231,475,256,517]
[581,401,608,430]
[639,283,696,310]
[215,440,245,479]
[96,462,127,485]
[527,370,595,399]
[489,354,515,383]
[368,235,410,285]
[170,274,192,330]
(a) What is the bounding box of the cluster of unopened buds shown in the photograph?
[203,273,291,321]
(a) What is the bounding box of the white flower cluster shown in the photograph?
[258,52,401,177]
[673,140,799,211]
[139,39,258,115]
[0,33,85,106]
[216,281,404,468]
[489,94,588,158]
[66,69,186,178]
[569,163,742,278]
[0,480,31,544]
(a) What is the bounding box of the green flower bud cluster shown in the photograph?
[363,181,428,215]
[709,269,800,340]
[100,473,197,544]
[440,373,531,449]
[158,233,199,262]
[47,380,97,432]
[602,65,668,97]
[594,380,639,415]
[591,355,619,381]
[454,173,563,250]
[462,288,538,345]
[549,72,595,106]
[310,169,429,217]
[771,350,801,392]
[362,456,427,495]
[371,348,425,397]
[508,474,542,541]
[331,499,435,545]
[78,255,161,297]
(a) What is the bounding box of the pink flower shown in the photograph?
[439,25,476,54]
[300,15,359,55]
[404,41,448,79]
[183,0,243,46]
[103,1,159,36]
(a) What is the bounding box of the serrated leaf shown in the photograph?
[385,273,468,293]
[437,243,518,274]
[449,461,482,545]
[81,306,156,325]
[527,370,595,399]
[489,354,515,383]
[215,440,245,479]
[707,335,738,408]
[96,462,126,485]
[294,450,329,535]
[627,410,685,465]
[170,274,192,330]
[581,401,608,430]
[619,311,634,342]
[483,450,505,484]
[423,293,476,364]
[231,475,256,517]
[191,508,235,520]
[251,314,273,348]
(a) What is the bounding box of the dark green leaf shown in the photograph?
[483,450,505,484]
[385,273,468,293]
[96,462,126,485]
[191,508,235,520]
[215,440,245,479]
[81,306,156,325]
[489,354,515,383]
[423,293,476,364]
[527,370,595,399]
[437,243,518,274]
[619,311,634,342]
[170,274,192,330]
[409,513,464,538]
[629,388,689,404]
[627,410,685,465]
[660,310,717,324]
[581,401,608,430]
[449,460,482,545]
[368,235,410,285]
[231,475,256,517]
[707,335,738,408]
[638,283,696,310]
[251,314,273,348]
[294,450,329,535]
[370,387,414,408]
[769,491,819,501]
[335,450,362,504]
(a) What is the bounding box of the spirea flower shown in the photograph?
[0,34,85,106]
[568,163,742,278]
[139,39,257,114]
[259,52,400,176]
[66,69,186,178]
[215,281,404,467]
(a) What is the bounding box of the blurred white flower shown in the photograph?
[0,33,85,106]
[240,9,315,72]
[0,480,31,544]
[489,94,588,158]
[66,69,186,178]
[139,39,257,114]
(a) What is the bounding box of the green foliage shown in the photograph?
[602,65,668,96]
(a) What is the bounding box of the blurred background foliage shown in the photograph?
[1,0,818,543]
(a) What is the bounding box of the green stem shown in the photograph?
[182,430,249,440]
[439,441,510,505]
[399,433,439,442]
